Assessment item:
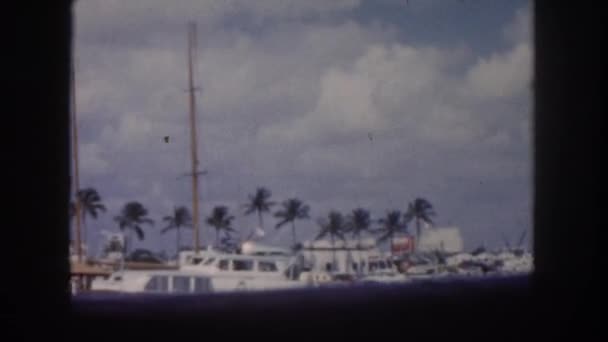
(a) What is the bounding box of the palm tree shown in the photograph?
[243,187,275,238]
[346,208,371,275]
[161,206,192,258]
[404,198,436,252]
[274,198,310,247]
[346,208,371,244]
[219,235,239,253]
[375,210,407,249]
[206,206,235,247]
[316,211,346,272]
[114,202,154,255]
[76,188,107,244]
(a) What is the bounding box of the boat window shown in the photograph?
[352,263,358,271]
[218,259,229,270]
[145,275,169,292]
[173,276,191,293]
[258,261,278,272]
[194,277,211,293]
[233,259,254,271]
[192,257,204,265]
[203,258,216,265]
[112,275,122,281]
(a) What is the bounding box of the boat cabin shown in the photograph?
[190,254,290,277]
[91,270,214,294]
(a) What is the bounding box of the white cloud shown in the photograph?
[258,42,449,145]
[465,43,532,101]
[198,21,396,122]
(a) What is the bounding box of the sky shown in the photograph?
[72,0,532,256]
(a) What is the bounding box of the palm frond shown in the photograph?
[275,219,289,229]
[298,205,310,219]
[378,231,395,243]
[141,218,155,226]
[114,215,125,225]
[161,225,174,234]
[134,226,145,240]
[315,230,328,240]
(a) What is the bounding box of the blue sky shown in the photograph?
[72,0,532,255]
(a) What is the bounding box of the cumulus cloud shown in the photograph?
[258,43,449,145]
[465,43,531,100]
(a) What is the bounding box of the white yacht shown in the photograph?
[357,255,410,284]
[89,239,418,294]
[90,245,310,294]
[442,249,533,276]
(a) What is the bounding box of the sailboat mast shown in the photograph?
[187,21,202,253]
[71,57,83,262]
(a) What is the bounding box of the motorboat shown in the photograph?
[90,250,310,294]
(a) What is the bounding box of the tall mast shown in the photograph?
[187,21,202,253]
[71,56,83,262]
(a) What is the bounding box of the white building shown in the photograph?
[297,238,388,274]
[416,227,464,253]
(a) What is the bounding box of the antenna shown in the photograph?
[501,233,511,250]
[517,230,527,248]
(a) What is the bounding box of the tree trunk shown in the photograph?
[125,230,132,257]
[82,215,87,256]
[358,234,363,277]
[415,218,421,253]
[176,226,181,259]
[258,211,264,231]
[291,221,297,247]
[331,235,337,273]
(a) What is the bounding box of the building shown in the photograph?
[416,227,463,253]
[297,238,387,274]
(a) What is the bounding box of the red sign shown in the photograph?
[391,236,414,255]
